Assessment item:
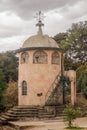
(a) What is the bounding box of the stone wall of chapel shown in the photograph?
[18,50,62,106]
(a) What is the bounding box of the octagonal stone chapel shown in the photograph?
[17,12,76,106]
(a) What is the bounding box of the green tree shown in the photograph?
[76,62,87,81]
[0,69,6,108]
[54,32,68,48]
[77,69,87,98]
[0,51,18,83]
[64,103,82,128]
[66,21,87,64]
[54,21,87,70]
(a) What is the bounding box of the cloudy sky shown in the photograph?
[0,0,87,52]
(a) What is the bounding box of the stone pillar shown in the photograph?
[64,70,76,105]
[74,81,76,103]
[68,70,76,105]
[71,80,75,105]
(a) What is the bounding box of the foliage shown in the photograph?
[0,69,6,107]
[64,103,82,127]
[76,62,87,81]
[3,81,18,107]
[66,21,87,63]
[0,103,5,112]
[66,126,84,130]
[0,51,18,83]
[54,32,68,48]
[54,21,87,70]
[76,62,87,98]
[77,70,87,98]
[0,51,18,109]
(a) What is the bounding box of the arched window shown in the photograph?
[22,81,27,95]
[52,51,60,64]
[21,52,29,63]
[33,50,47,64]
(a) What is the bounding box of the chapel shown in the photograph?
[0,12,77,124]
[17,11,76,106]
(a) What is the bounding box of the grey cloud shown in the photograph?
[0,0,81,20]
[0,36,25,52]
[0,19,36,38]
[0,0,87,52]
[58,0,87,20]
[0,26,22,37]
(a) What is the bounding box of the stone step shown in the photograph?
[56,113,65,116]
[56,107,65,109]
[5,114,38,119]
[39,111,54,114]
[12,106,38,109]
[0,116,9,125]
[56,109,64,112]
[38,114,55,118]
[8,111,38,114]
[2,115,10,119]
[12,108,38,112]
[15,105,39,108]
[0,105,67,122]
[56,105,65,107]
[39,109,47,112]
[5,113,17,117]
[39,112,53,115]
[1,114,38,122]
[56,112,64,115]
[0,117,7,121]
[5,112,38,117]
[56,108,65,111]
[1,115,17,121]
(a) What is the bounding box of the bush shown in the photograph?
[3,81,18,107]
[0,103,5,112]
[64,103,82,127]
[77,70,87,98]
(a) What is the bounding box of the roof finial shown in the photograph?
[35,11,45,35]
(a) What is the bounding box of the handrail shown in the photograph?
[45,72,61,103]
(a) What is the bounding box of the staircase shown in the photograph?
[0,106,54,124]
[0,106,39,125]
[45,72,62,105]
[38,107,55,119]
[55,105,65,117]
[0,105,66,124]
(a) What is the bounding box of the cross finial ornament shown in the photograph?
[35,11,45,26]
[35,11,45,35]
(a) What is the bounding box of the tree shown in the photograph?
[66,21,87,64]
[0,51,18,83]
[77,69,87,98]
[0,69,6,109]
[53,32,68,47]
[54,21,87,70]
[64,103,82,128]
[76,62,87,81]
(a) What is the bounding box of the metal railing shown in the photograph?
[45,72,61,104]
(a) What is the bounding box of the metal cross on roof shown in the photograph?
[35,11,45,27]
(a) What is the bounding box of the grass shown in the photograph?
[65,126,87,130]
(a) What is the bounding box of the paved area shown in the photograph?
[8,117,87,130]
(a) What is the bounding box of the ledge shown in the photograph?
[15,47,63,53]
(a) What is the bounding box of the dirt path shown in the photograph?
[0,117,87,130]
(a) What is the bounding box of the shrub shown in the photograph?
[3,81,18,108]
[64,103,82,127]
